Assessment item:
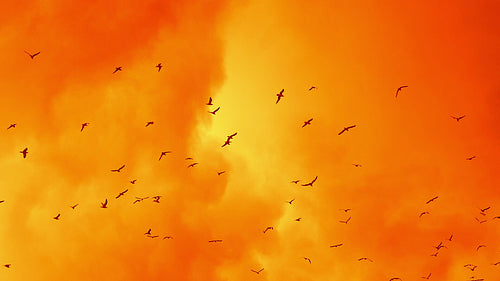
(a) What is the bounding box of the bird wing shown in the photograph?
[338,128,346,135]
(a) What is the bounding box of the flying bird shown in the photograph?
[145,121,154,127]
[330,244,343,248]
[291,180,300,184]
[133,197,149,204]
[421,273,432,279]
[221,139,231,147]
[159,151,172,161]
[426,196,439,204]
[479,206,490,213]
[185,157,193,160]
[7,124,16,130]
[217,171,226,176]
[447,234,453,241]
[208,107,220,115]
[152,196,161,203]
[339,217,351,224]
[286,199,295,205]
[358,257,373,262]
[148,235,159,238]
[464,264,477,271]
[395,85,408,97]
[308,86,317,91]
[130,180,137,184]
[276,89,284,104]
[163,236,173,240]
[339,208,351,212]
[352,163,362,167]
[301,176,318,187]
[208,240,223,243]
[451,115,466,122]
[24,50,40,59]
[466,156,476,160]
[419,211,430,218]
[144,229,152,235]
[20,148,28,158]
[389,278,402,281]
[111,165,125,172]
[302,118,313,128]
[187,162,198,168]
[115,189,128,199]
[3,264,11,268]
[206,97,213,105]
[80,122,89,132]
[338,125,356,135]
[476,244,486,251]
[303,257,311,264]
[250,268,264,274]
[475,218,487,224]
[227,132,237,140]
[0,200,4,203]
[295,218,302,221]
[430,252,439,257]
[53,214,60,220]
[263,227,274,233]
[156,63,162,72]
[70,204,78,209]
[100,199,108,208]
[492,261,500,266]
[113,66,122,73]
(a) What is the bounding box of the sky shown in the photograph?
[0,0,499,280]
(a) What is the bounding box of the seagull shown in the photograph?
[144,229,152,235]
[251,268,264,274]
[115,189,128,199]
[464,264,477,271]
[395,85,408,98]
[20,148,28,158]
[291,180,300,184]
[133,197,149,204]
[285,199,295,205]
[148,235,159,238]
[295,218,302,221]
[187,162,198,168]
[421,273,432,279]
[111,165,125,172]
[303,257,311,264]
[208,239,223,243]
[435,242,446,250]
[70,204,78,209]
[24,50,40,59]
[352,164,362,167]
[419,211,430,218]
[447,234,453,241]
[339,217,351,224]
[221,139,231,147]
[476,245,486,251]
[430,252,439,257]
[100,199,108,208]
[156,63,162,72]
[7,124,16,130]
[301,176,318,187]
[80,122,89,132]
[159,151,172,161]
[163,236,173,240]
[145,121,154,127]
[330,244,343,248]
[276,89,284,104]
[152,196,161,203]
[339,208,351,212]
[263,227,274,233]
[206,97,213,105]
[479,206,490,213]
[53,214,60,220]
[492,261,500,266]
[338,125,356,135]
[451,115,466,122]
[113,66,122,73]
[208,107,220,115]
[185,157,193,160]
[217,171,226,176]
[308,86,317,91]
[227,132,237,140]
[3,264,11,268]
[426,196,439,204]
[389,278,402,281]
[302,118,313,128]
[466,156,476,160]
[358,257,373,262]
[475,218,487,224]
[0,200,4,203]
[130,180,137,184]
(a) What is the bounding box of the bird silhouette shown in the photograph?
[115,189,128,199]
[163,236,173,240]
[479,206,490,213]
[145,121,154,127]
[286,199,295,205]
[250,268,264,274]
[70,204,78,210]
[206,97,213,105]
[447,234,453,241]
[53,214,60,220]
[339,208,351,212]
[111,165,125,172]
[419,211,430,218]
[263,227,274,233]
[339,217,351,224]
[221,139,231,147]
[24,51,40,59]
[0,200,4,203]
[276,89,284,104]
[308,86,317,91]
[295,218,302,221]
[426,196,439,204]
[144,229,152,235]
[358,257,373,262]
[352,164,362,167]
[100,199,108,208]
[217,171,226,176]
[208,107,220,115]
[227,132,237,140]
[133,197,149,204]
[492,261,500,266]
[302,118,313,128]
[389,278,402,281]
[148,235,159,238]
[301,176,318,187]
[208,240,223,243]
[7,124,16,130]
[466,156,476,160]
[187,162,198,168]
[152,196,161,203]
[3,264,11,268]
[330,244,343,248]
[475,218,487,224]
[421,273,432,279]
[303,257,311,264]
[476,244,486,251]
[20,148,28,158]
[130,180,137,184]
[451,115,466,122]
[113,66,122,73]
[80,122,89,132]
[291,180,300,184]
[430,252,439,257]
[464,264,477,271]
[159,151,172,161]
[338,125,356,135]
[156,63,162,72]
[395,85,408,97]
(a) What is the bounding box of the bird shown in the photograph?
[308,86,317,91]
[156,63,162,72]
[115,189,128,199]
[206,97,213,105]
[208,107,220,115]
[144,229,152,235]
[295,218,302,221]
[447,234,453,241]
[152,196,161,203]
[330,244,343,248]
[466,156,476,160]
[227,132,237,140]
[430,252,439,257]
[286,199,295,205]
[492,261,500,266]
[80,122,89,132]
[0,200,4,203]
[53,214,60,220]
[111,165,125,172]
[464,264,477,271]
[339,208,351,212]
[301,176,318,187]
[113,66,122,73]
[148,235,159,238]
[302,118,313,128]
[187,162,198,168]
[159,151,172,161]
[130,180,137,184]
[163,236,173,240]
[185,157,193,160]
[221,139,231,147]
[303,257,311,264]
[276,89,284,104]
[358,257,373,262]
[24,50,40,59]
[451,115,466,122]
[476,244,486,251]
[7,124,16,130]
[419,211,430,218]
[251,268,264,274]
[479,206,490,213]
[435,241,446,250]
[475,218,487,224]
[493,216,500,219]
[20,148,28,158]
[263,227,274,233]
[3,264,11,268]
[70,204,78,209]
[389,278,402,281]
[100,199,108,208]
[421,273,432,279]
[291,180,300,184]
[426,196,439,204]
[395,85,408,97]
[208,240,223,243]
[133,197,149,204]
[145,121,154,127]
[352,164,362,167]
[339,217,351,224]
[338,125,356,135]
[217,171,226,176]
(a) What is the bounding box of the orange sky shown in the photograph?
[0,0,499,280]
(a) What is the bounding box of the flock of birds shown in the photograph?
[0,50,496,281]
